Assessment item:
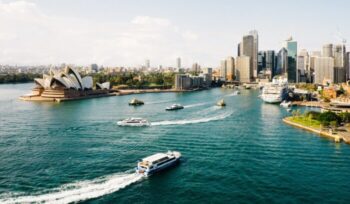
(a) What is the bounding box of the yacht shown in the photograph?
[129,98,144,106]
[136,151,181,176]
[261,77,288,104]
[117,118,150,126]
[216,99,226,106]
[165,104,184,111]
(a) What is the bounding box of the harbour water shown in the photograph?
[1,83,350,203]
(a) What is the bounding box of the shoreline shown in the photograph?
[283,117,350,144]
[19,88,207,102]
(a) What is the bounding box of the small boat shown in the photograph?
[280,100,292,108]
[129,98,144,106]
[117,118,150,126]
[136,151,181,176]
[287,108,292,112]
[165,104,184,111]
[216,99,226,106]
[235,91,240,95]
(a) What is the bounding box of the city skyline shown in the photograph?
[1,0,350,67]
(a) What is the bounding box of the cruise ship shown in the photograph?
[136,151,181,176]
[261,77,288,104]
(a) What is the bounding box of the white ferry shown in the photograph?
[165,104,184,111]
[261,77,288,104]
[136,151,181,176]
[117,118,150,126]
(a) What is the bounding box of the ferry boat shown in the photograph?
[261,77,288,104]
[216,99,226,106]
[129,98,144,106]
[165,104,184,111]
[117,118,150,126]
[136,151,181,176]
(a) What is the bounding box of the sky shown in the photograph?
[0,0,350,67]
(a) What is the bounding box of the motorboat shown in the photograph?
[136,151,181,176]
[280,100,292,108]
[129,98,144,106]
[165,104,184,111]
[117,118,150,126]
[216,99,226,106]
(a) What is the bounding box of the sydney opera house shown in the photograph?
[20,66,112,102]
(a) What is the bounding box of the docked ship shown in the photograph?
[117,118,150,126]
[129,98,144,106]
[261,77,288,104]
[136,151,182,176]
[165,104,184,111]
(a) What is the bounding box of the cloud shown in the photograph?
[0,1,200,67]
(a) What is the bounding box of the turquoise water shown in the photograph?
[0,83,350,204]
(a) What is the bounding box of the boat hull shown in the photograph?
[165,107,184,111]
[136,157,181,176]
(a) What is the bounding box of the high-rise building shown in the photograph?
[249,30,259,78]
[346,52,350,80]
[276,48,288,76]
[265,50,275,76]
[241,35,254,81]
[145,59,150,68]
[202,67,213,86]
[176,57,181,69]
[297,49,309,82]
[236,56,251,82]
[284,37,298,83]
[333,44,346,83]
[226,57,235,81]
[322,44,333,57]
[258,51,266,73]
[220,60,227,80]
[237,43,241,57]
[192,63,200,73]
[309,51,322,83]
[314,57,334,84]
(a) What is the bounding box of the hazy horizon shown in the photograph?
[1,0,349,67]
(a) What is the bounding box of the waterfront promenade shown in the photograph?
[283,117,350,144]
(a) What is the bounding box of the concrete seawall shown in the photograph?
[283,117,343,143]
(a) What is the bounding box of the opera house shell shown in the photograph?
[21,66,111,102]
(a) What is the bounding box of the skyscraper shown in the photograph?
[265,50,275,76]
[236,56,251,82]
[322,44,333,57]
[145,59,150,68]
[284,37,298,83]
[226,57,235,81]
[333,44,346,83]
[241,35,254,82]
[297,49,309,82]
[220,60,227,80]
[176,57,181,69]
[192,63,200,73]
[258,51,266,73]
[249,30,259,78]
[314,57,334,84]
[276,48,288,76]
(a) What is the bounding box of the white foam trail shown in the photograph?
[183,102,208,108]
[151,111,232,126]
[224,91,238,97]
[0,173,143,204]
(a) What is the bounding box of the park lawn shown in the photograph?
[288,116,321,129]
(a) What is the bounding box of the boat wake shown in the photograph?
[151,111,233,126]
[224,91,239,97]
[0,172,143,204]
[183,102,208,108]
